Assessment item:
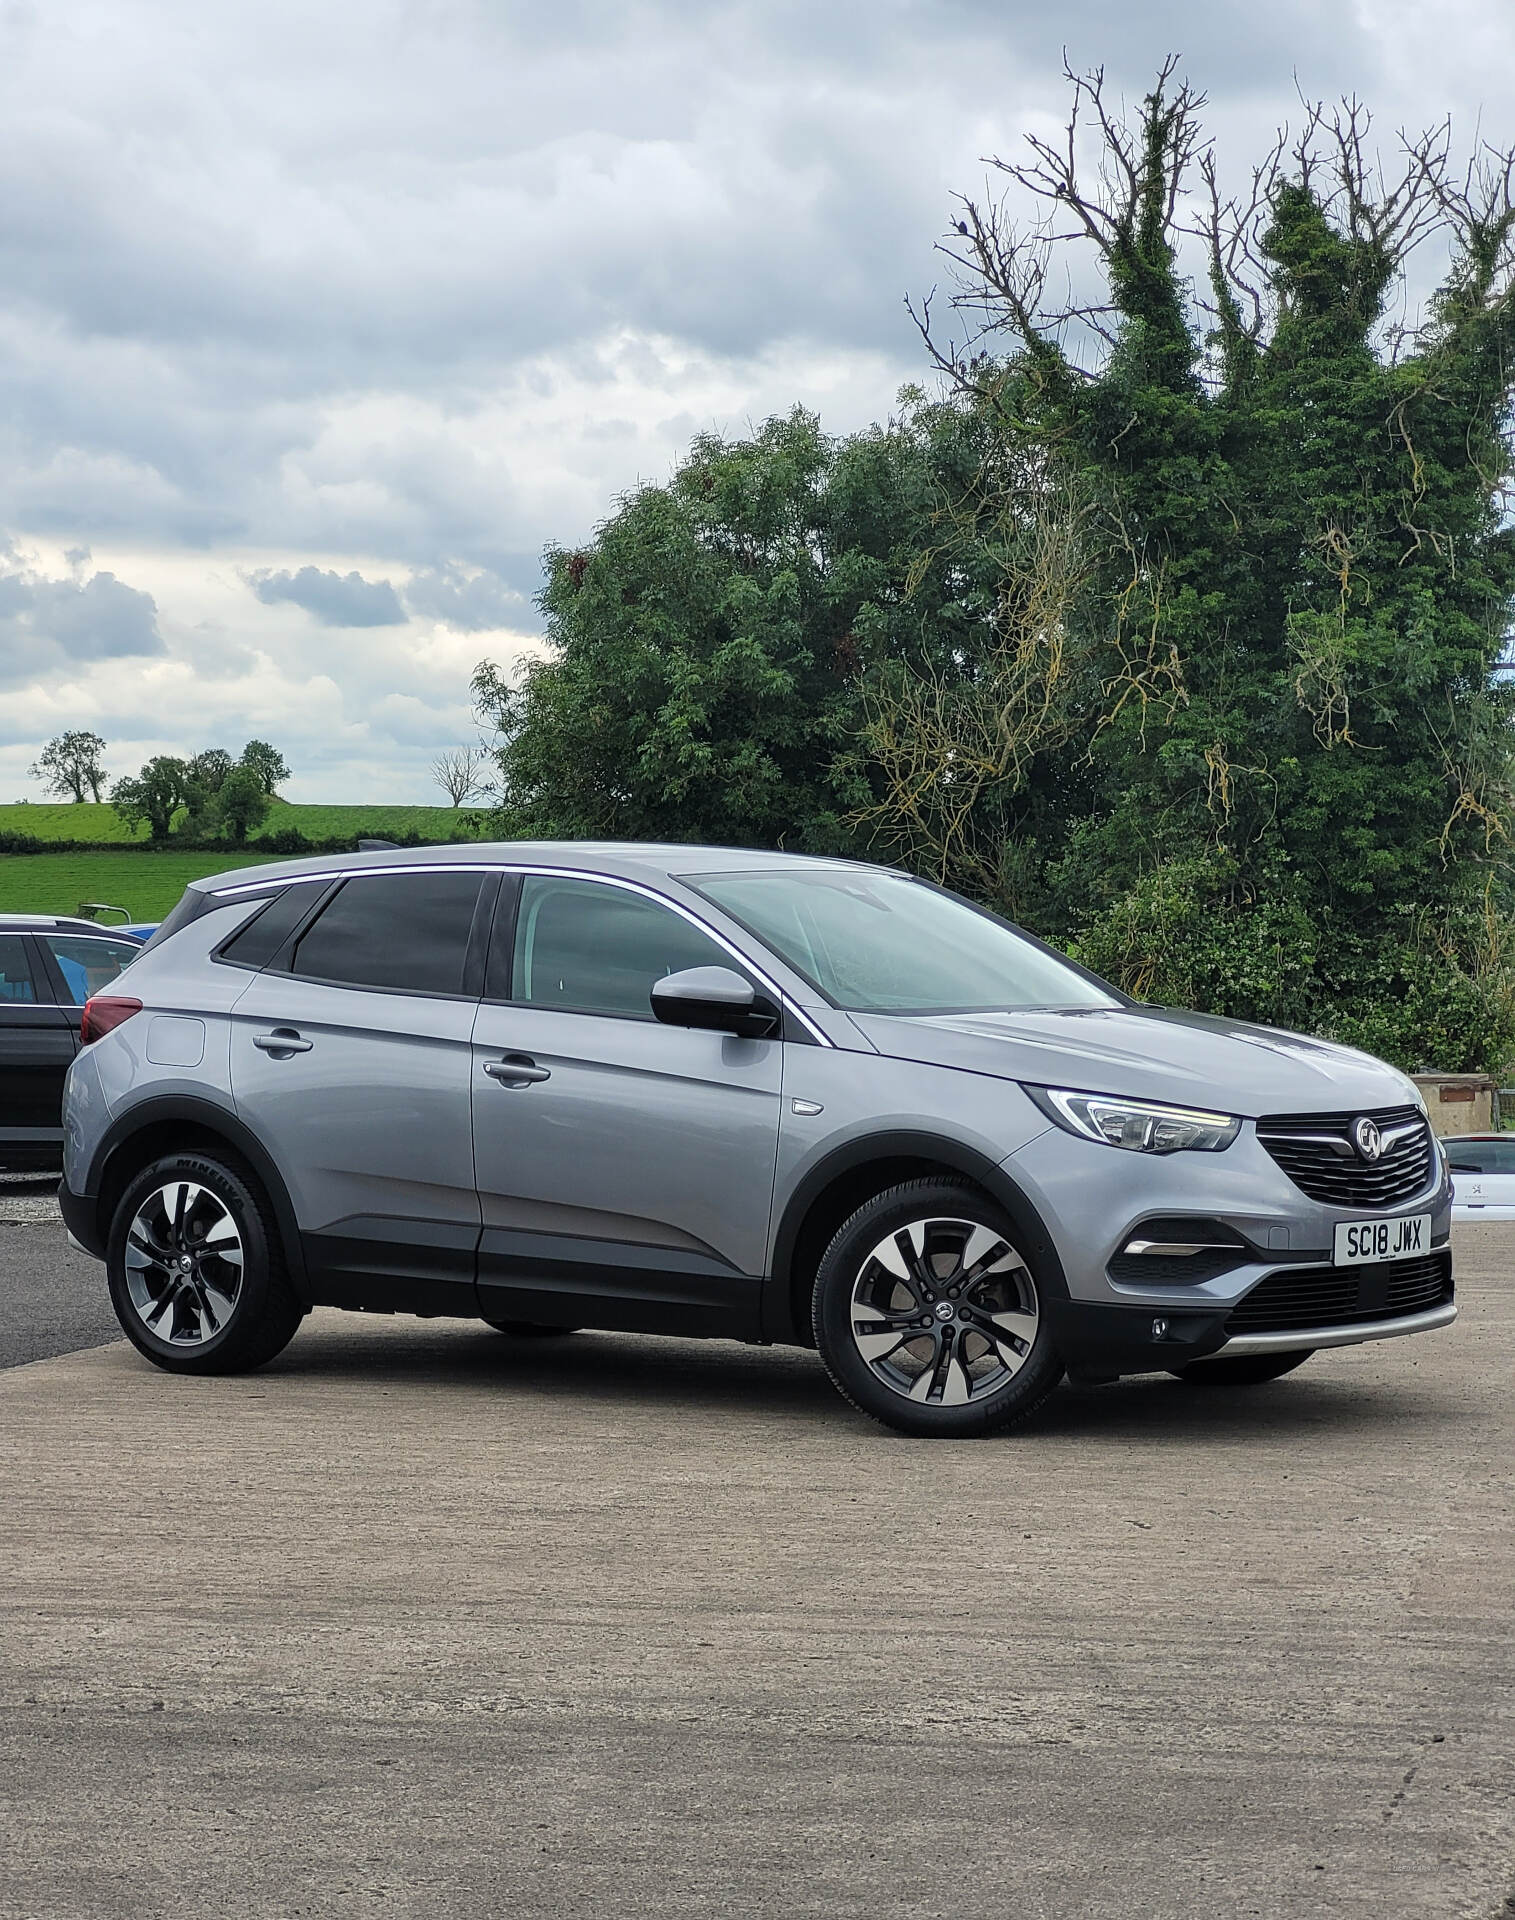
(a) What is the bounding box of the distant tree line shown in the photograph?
[28,731,292,845]
[472,64,1515,1073]
[111,741,291,845]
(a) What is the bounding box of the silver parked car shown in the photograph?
[59,844,1455,1437]
[1444,1133,1515,1220]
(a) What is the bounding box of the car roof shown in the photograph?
[187,840,901,897]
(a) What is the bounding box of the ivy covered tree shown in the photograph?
[888,62,1515,1067]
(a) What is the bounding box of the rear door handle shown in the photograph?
[482,1055,550,1086]
[252,1029,313,1057]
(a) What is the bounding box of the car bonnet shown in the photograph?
[843,1004,1422,1120]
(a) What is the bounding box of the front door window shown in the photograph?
[508,875,746,1020]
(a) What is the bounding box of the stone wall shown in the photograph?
[1410,1074,1497,1137]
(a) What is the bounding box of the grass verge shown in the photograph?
[0,852,277,921]
[0,800,476,844]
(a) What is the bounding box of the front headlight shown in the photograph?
[1028,1086,1241,1154]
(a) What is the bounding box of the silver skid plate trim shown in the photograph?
[1215,1300,1456,1355]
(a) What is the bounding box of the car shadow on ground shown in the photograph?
[252,1315,1459,1445]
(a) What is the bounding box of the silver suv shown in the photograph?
[59,843,1455,1437]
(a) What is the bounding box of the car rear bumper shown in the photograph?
[58,1176,105,1260]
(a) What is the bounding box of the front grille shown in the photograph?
[1256,1104,1434,1208]
[1224,1252,1452,1335]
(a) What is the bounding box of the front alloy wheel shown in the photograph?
[813,1178,1063,1437]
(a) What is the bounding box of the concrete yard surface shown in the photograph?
[1,1227,1512,1918]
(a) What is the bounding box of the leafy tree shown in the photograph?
[476,406,997,849]
[111,757,190,843]
[187,748,235,795]
[174,748,235,837]
[215,765,271,844]
[239,740,290,797]
[30,731,108,803]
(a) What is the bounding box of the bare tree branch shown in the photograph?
[432,744,490,807]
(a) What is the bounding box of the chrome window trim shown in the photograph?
[209,863,834,1047]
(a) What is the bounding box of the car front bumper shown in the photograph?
[1004,1120,1455,1378]
[1214,1299,1457,1355]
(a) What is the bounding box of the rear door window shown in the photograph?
[287,871,485,997]
[0,935,39,1004]
[40,935,142,1006]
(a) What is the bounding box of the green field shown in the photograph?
[0,851,285,921]
[0,800,474,844]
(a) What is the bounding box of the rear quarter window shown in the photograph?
[217,886,325,969]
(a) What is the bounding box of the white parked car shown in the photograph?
[1444,1134,1515,1220]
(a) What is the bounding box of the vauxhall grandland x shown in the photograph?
[58,844,1454,1437]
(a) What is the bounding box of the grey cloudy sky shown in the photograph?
[1,0,1510,801]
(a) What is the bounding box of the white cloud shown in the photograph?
[0,0,1511,796]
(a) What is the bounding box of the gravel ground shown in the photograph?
[0,1174,62,1227]
[0,1219,1511,1918]
[0,1224,118,1369]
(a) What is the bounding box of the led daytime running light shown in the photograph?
[1039,1088,1240,1155]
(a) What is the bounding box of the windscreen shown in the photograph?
[689,870,1119,1015]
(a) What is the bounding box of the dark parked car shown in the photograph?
[0,916,144,1172]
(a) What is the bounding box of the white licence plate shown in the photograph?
[1332,1214,1431,1266]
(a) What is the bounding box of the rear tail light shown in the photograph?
[80,996,143,1045]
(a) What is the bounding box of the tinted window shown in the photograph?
[220,886,326,969]
[509,876,738,1019]
[690,869,1117,1014]
[290,871,483,996]
[42,935,141,1005]
[142,888,211,953]
[0,935,37,1004]
[1446,1138,1515,1174]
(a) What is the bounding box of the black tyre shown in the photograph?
[812,1178,1063,1438]
[481,1318,581,1337]
[106,1151,303,1375]
[1171,1349,1314,1386]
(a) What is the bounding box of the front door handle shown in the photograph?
[482,1055,550,1087]
[252,1029,313,1057]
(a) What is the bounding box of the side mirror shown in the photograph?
[650,965,781,1039]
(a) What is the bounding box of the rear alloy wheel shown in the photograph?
[812,1178,1063,1438]
[1172,1349,1314,1386]
[107,1151,303,1375]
